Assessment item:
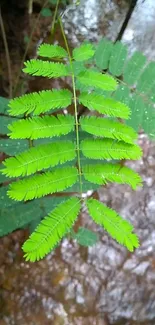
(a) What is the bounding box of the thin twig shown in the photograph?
[0,7,12,98]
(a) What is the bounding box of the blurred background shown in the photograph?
[1,0,155,324]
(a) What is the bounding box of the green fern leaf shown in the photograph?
[80,116,137,144]
[78,92,130,119]
[81,138,142,160]
[82,163,142,189]
[73,43,95,62]
[86,198,139,251]
[123,51,146,85]
[95,38,113,70]
[8,166,78,201]
[8,89,72,116]
[37,43,68,58]
[8,114,75,139]
[76,69,117,91]
[109,41,127,76]
[22,197,81,261]
[1,141,76,177]
[23,59,70,78]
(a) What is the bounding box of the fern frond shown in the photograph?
[22,197,81,261]
[8,114,75,139]
[86,198,139,251]
[73,43,95,62]
[8,89,72,116]
[2,141,76,177]
[8,166,78,201]
[80,116,137,144]
[23,60,70,78]
[37,43,68,59]
[78,92,130,119]
[82,164,142,189]
[109,41,127,76]
[81,139,142,160]
[76,69,117,91]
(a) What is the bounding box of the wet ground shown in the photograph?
[1,0,155,324]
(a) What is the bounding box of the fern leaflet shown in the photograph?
[1,141,76,177]
[82,164,142,189]
[38,43,68,59]
[8,89,72,116]
[77,69,117,91]
[73,43,95,62]
[23,59,70,78]
[86,199,139,251]
[8,166,78,201]
[81,138,142,160]
[78,92,130,119]
[23,197,81,261]
[8,115,75,139]
[80,116,137,144]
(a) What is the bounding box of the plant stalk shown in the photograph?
[59,17,83,197]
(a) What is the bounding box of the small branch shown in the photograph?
[59,17,83,197]
[0,7,12,98]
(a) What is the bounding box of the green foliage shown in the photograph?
[1,141,76,177]
[78,92,130,119]
[86,199,139,252]
[73,43,95,62]
[8,167,78,201]
[80,116,137,144]
[8,114,75,139]
[94,38,155,138]
[38,44,68,59]
[82,164,142,189]
[23,197,81,262]
[9,89,72,116]
[1,35,147,261]
[71,227,99,247]
[23,60,70,78]
[81,138,142,160]
[77,69,117,91]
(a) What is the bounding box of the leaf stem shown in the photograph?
[59,18,83,196]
